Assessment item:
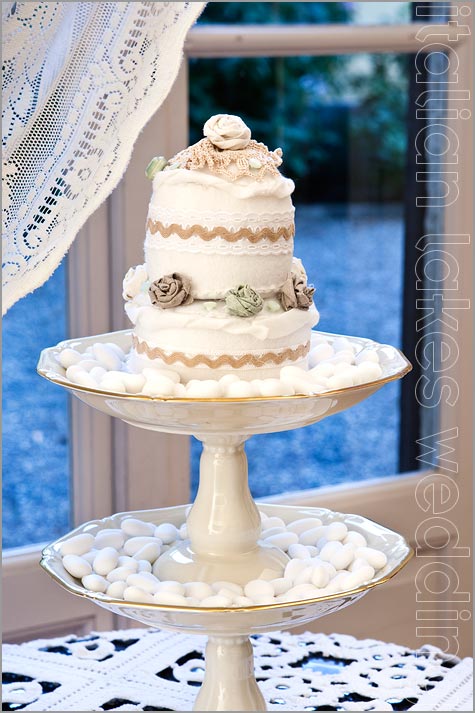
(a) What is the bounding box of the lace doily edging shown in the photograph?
[2,628,472,712]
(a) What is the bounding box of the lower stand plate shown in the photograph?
[41,503,412,635]
[41,504,412,711]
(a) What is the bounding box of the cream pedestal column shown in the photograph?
[156,435,289,584]
[194,636,266,712]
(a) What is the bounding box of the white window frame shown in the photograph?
[4,6,472,653]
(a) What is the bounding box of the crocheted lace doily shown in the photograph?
[2,628,472,711]
[2,1,205,314]
[169,138,283,181]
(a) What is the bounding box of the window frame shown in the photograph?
[4,6,472,652]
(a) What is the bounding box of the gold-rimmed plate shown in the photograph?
[37,330,411,436]
[41,503,413,637]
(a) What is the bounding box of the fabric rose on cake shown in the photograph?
[225,284,263,317]
[149,273,193,309]
[279,275,315,311]
[204,114,251,150]
[123,264,148,301]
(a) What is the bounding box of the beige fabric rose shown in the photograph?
[279,275,315,311]
[122,264,148,300]
[203,114,251,150]
[149,273,193,309]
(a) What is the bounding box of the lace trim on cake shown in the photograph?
[169,138,283,181]
[146,218,294,244]
[148,205,295,230]
[145,234,293,257]
[133,336,310,369]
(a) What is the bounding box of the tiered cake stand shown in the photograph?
[38,330,412,711]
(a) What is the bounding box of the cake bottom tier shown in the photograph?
[126,301,319,382]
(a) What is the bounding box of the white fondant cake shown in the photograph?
[124,114,320,381]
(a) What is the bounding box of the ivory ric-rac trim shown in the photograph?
[147,218,294,244]
[133,336,310,369]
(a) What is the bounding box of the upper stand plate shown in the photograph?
[37,330,411,436]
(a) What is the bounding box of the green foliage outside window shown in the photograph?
[189,2,408,202]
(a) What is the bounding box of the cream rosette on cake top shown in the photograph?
[203,114,251,150]
[144,114,295,300]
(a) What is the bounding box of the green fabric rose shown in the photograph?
[225,284,263,317]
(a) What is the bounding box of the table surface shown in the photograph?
[2,628,473,711]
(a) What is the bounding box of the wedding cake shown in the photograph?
[123,114,319,381]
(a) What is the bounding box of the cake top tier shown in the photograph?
[166,114,285,182]
[143,114,296,300]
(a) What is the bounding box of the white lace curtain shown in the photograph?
[2,1,205,314]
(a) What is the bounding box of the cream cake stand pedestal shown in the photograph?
[38,330,412,712]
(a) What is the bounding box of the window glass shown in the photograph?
[189,50,409,498]
[2,262,70,548]
[197,2,411,25]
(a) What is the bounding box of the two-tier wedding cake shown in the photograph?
[123,114,319,381]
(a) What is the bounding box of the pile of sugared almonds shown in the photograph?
[59,512,388,608]
[54,334,391,399]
